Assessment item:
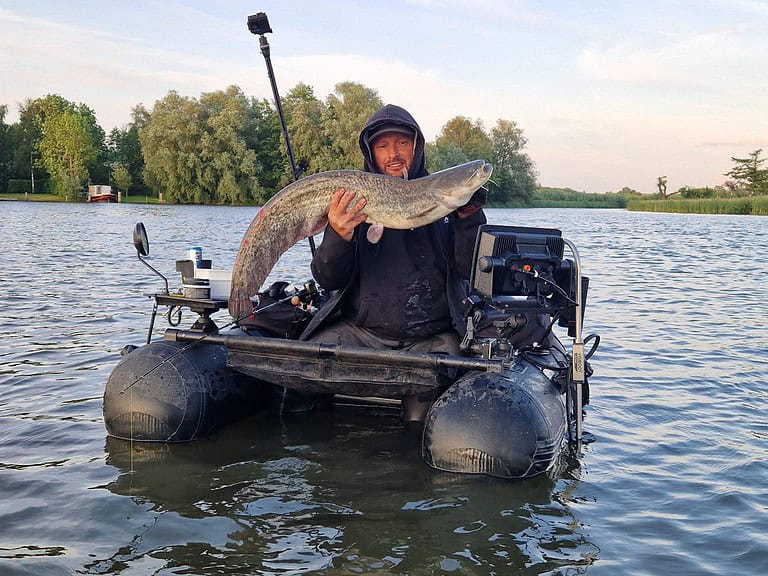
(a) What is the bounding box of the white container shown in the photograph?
[194,268,232,300]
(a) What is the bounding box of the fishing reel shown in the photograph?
[241,279,322,339]
[251,279,321,312]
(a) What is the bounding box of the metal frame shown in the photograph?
[562,238,585,447]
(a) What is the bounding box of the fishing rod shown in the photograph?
[247,12,316,256]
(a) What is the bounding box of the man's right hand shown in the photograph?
[328,188,368,241]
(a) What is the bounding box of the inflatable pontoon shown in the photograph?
[104,223,598,479]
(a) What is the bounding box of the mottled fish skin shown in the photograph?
[228,160,493,318]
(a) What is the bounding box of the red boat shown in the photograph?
[87,185,116,203]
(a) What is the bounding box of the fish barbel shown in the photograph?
[228,159,493,318]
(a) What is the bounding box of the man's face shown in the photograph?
[371,132,415,178]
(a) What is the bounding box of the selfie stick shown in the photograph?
[247,12,316,254]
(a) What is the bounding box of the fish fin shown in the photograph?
[407,204,440,220]
[305,215,329,239]
[366,221,384,244]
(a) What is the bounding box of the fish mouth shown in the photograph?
[469,161,493,186]
[461,160,493,198]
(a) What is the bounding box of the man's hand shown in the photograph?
[456,187,487,219]
[328,188,368,241]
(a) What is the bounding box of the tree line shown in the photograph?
[0,82,537,205]
[3,84,763,205]
[673,149,767,199]
[644,150,768,201]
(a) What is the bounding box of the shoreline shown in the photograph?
[2,193,766,215]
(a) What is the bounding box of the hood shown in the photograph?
[358,104,428,178]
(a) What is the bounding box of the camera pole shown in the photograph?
[247,12,315,254]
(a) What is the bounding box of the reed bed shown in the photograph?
[628,196,768,215]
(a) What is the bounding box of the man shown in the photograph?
[298,104,487,421]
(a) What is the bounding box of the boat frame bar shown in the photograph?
[165,329,505,375]
[562,238,585,447]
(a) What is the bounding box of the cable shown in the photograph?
[167,305,183,327]
[584,333,600,360]
[519,269,578,307]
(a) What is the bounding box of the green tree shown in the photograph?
[4,120,40,193]
[111,162,132,196]
[21,94,75,131]
[725,149,768,195]
[75,103,108,183]
[0,105,10,192]
[283,83,326,177]
[130,104,151,131]
[617,186,640,197]
[489,119,537,204]
[244,97,286,202]
[314,82,382,171]
[679,185,715,199]
[436,116,493,163]
[140,87,273,204]
[108,123,145,193]
[19,95,74,192]
[198,85,261,204]
[17,95,107,194]
[11,96,68,191]
[139,90,206,203]
[425,141,469,172]
[39,110,97,200]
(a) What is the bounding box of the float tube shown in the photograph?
[103,223,597,479]
[104,341,270,442]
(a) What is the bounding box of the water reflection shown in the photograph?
[99,408,596,574]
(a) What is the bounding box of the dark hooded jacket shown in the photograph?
[301,104,486,342]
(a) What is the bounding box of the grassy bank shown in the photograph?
[628,196,768,215]
[0,193,163,204]
[526,187,628,209]
[0,193,61,202]
[120,195,162,204]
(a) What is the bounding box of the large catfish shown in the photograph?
[228,159,493,318]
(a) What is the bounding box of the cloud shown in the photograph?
[697,138,766,149]
[1,8,244,124]
[576,24,764,95]
[0,7,462,136]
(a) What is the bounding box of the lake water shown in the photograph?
[1,201,766,575]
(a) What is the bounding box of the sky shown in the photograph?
[1,0,766,193]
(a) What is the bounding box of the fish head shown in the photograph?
[432,160,494,209]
